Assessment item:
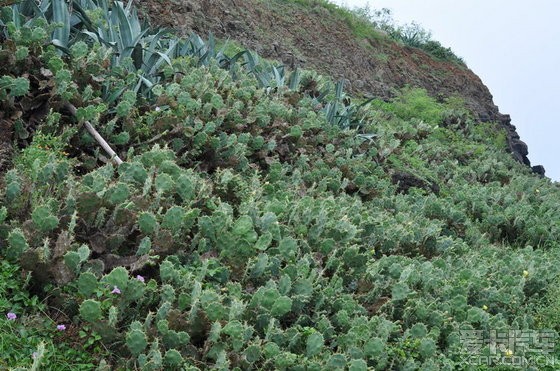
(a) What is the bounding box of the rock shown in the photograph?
[391,171,440,195]
[512,139,528,156]
[353,79,365,89]
[532,165,546,177]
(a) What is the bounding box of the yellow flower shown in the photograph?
[523,270,529,278]
[536,189,540,193]
[482,305,488,311]
[504,349,513,357]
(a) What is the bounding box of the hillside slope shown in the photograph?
[139,0,542,173]
[2,0,560,370]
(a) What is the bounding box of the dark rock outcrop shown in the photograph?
[392,171,440,195]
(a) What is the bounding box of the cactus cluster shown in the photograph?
[2,0,560,369]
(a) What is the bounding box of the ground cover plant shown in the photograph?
[1,0,560,370]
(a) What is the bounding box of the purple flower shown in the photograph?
[57,324,66,331]
[155,106,161,112]
[135,275,145,283]
[111,286,121,294]
[6,312,16,320]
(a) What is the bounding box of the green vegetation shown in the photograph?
[1,0,559,369]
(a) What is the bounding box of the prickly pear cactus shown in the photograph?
[163,349,183,368]
[126,328,148,356]
[32,204,59,232]
[79,299,102,322]
[77,272,98,297]
[138,212,157,235]
[6,228,29,262]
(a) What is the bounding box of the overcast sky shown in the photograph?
[332,0,560,181]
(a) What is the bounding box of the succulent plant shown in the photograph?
[163,349,183,367]
[6,228,29,262]
[31,205,59,232]
[138,212,158,235]
[77,272,98,297]
[79,299,102,323]
[126,328,148,356]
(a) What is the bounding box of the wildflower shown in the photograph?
[57,324,66,331]
[504,349,513,357]
[155,106,161,112]
[135,275,145,283]
[6,312,16,320]
[482,305,488,311]
[111,286,121,294]
[32,352,38,360]
[523,270,529,278]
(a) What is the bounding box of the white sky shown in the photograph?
[333,0,560,181]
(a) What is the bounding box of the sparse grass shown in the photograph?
[267,0,465,65]
[265,0,387,41]
[0,260,98,369]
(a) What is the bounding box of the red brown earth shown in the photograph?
[139,0,541,172]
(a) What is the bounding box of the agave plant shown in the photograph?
[3,0,371,132]
[73,0,176,96]
[320,80,373,129]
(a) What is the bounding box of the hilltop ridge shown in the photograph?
[139,0,542,174]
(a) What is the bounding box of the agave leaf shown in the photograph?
[37,0,50,15]
[271,65,285,87]
[324,102,337,124]
[205,32,216,63]
[52,0,70,51]
[229,50,248,64]
[124,0,134,14]
[51,39,70,54]
[133,75,151,94]
[356,133,378,141]
[242,51,258,72]
[125,26,149,61]
[129,6,142,41]
[150,45,176,72]
[18,0,43,18]
[288,68,300,91]
[144,40,177,77]
[19,0,46,19]
[11,4,22,29]
[112,1,134,58]
[105,86,127,105]
[334,80,344,101]
[71,0,96,32]
[316,84,331,102]
[139,75,154,89]
[80,30,99,43]
[227,50,250,78]
[141,30,166,66]
[255,72,270,89]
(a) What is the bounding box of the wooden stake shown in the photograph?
[64,102,124,165]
